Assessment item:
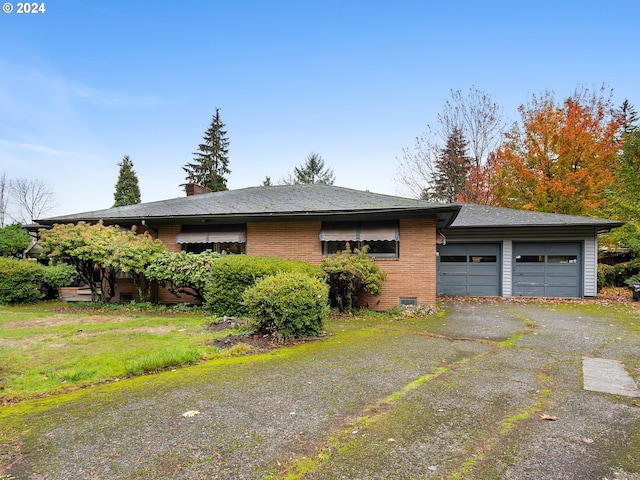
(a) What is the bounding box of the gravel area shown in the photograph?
[1,299,639,479]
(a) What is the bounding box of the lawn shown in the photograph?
[0,302,250,404]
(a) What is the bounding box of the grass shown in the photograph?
[0,302,238,404]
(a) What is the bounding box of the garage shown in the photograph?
[437,243,500,296]
[512,242,582,297]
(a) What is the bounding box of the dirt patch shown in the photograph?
[3,314,134,329]
[208,333,278,351]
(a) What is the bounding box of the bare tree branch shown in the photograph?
[10,177,57,223]
[0,173,10,227]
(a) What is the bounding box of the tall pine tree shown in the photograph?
[427,127,472,202]
[183,108,231,192]
[284,152,335,185]
[113,155,141,207]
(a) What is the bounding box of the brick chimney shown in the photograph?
[183,183,211,196]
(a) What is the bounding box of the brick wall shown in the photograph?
[141,218,437,310]
[246,221,323,264]
[360,218,436,309]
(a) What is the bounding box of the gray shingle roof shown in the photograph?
[449,204,624,229]
[37,185,459,224]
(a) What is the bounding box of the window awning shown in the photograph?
[319,222,399,242]
[175,225,246,244]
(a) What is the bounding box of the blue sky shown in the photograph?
[1,0,638,217]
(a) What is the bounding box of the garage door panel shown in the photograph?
[513,243,581,298]
[437,243,500,296]
[440,275,470,286]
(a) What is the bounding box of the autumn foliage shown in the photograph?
[490,88,622,216]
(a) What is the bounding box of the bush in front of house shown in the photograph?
[145,250,221,303]
[204,255,318,316]
[319,244,386,312]
[242,272,329,341]
[597,263,616,291]
[0,258,77,304]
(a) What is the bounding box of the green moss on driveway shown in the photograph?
[2,300,639,479]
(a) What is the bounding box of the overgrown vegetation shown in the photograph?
[39,221,166,302]
[0,257,77,304]
[145,250,221,302]
[0,223,30,257]
[319,245,386,312]
[598,258,640,290]
[243,272,329,341]
[204,255,318,316]
[0,303,231,404]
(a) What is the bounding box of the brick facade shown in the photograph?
[135,217,437,310]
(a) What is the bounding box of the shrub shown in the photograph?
[0,224,30,257]
[204,256,318,316]
[0,257,44,304]
[319,245,386,312]
[40,263,78,298]
[243,272,329,341]
[0,258,78,304]
[145,250,221,303]
[597,263,616,291]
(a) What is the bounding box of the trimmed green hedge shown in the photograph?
[204,256,318,316]
[0,258,77,304]
[243,272,329,341]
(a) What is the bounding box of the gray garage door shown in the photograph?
[513,243,581,297]
[437,243,500,296]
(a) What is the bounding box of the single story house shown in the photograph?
[36,184,622,308]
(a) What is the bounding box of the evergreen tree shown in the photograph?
[183,108,231,192]
[113,155,141,207]
[428,127,472,202]
[290,152,335,185]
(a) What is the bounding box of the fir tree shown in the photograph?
[429,127,472,202]
[291,152,335,185]
[113,155,141,207]
[183,108,231,192]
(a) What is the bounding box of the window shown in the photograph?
[547,255,578,264]
[470,255,497,263]
[176,224,246,255]
[182,242,245,255]
[440,255,467,263]
[516,255,545,263]
[320,221,399,258]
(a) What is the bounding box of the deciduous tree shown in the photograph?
[39,221,165,302]
[606,130,640,253]
[396,86,505,203]
[0,173,10,227]
[10,177,57,223]
[113,155,141,207]
[183,108,231,192]
[490,87,622,216]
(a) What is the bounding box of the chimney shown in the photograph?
[184,183,211,196]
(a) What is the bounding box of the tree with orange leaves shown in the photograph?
[491,87,622,216]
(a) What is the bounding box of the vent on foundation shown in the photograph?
[399,297,418,306]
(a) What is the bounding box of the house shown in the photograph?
[35,184,622,308]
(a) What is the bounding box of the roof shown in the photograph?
[448,204,624,230]
[36,185,461,228]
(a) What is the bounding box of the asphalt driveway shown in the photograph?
[1,299,639,479]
